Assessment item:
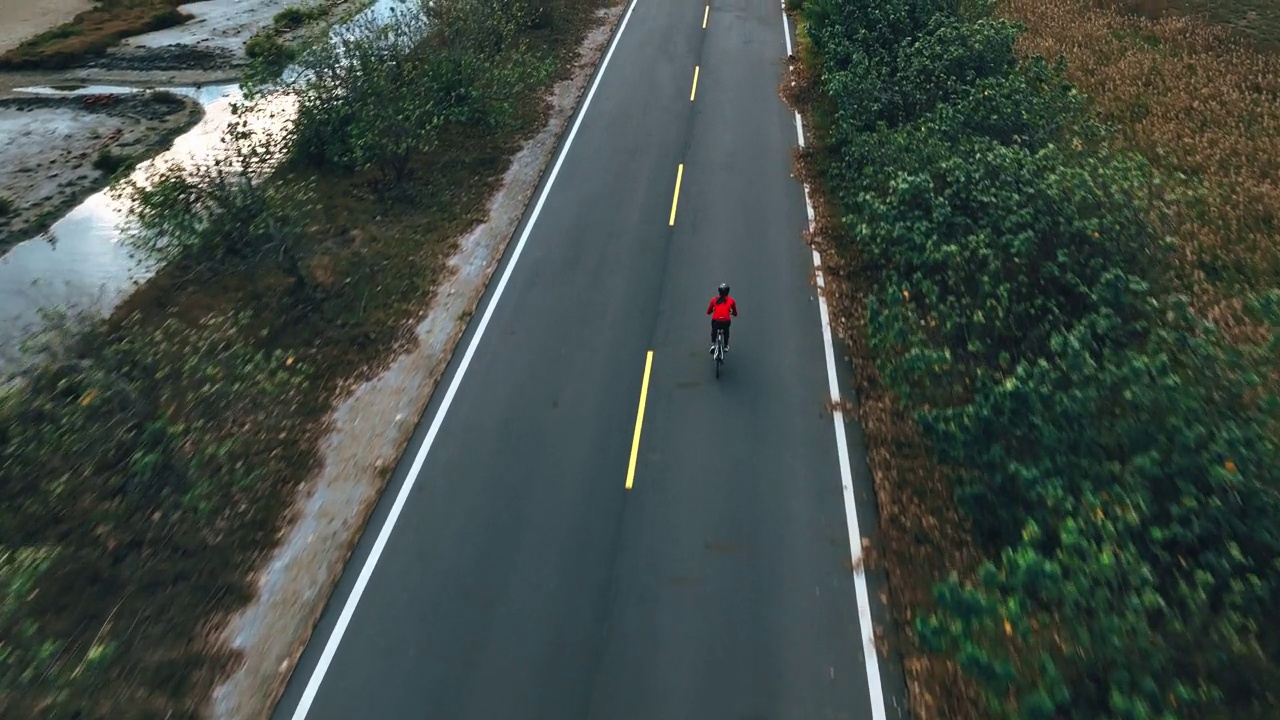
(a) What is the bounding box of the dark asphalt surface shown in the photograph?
[272,0,907,717]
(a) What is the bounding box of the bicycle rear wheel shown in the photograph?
[714,332,723,378]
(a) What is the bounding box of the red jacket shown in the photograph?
[707,296,738,321]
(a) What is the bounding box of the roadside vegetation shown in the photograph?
[0,0,607,716]
[0,0,190,69]
[789,0,1280,718]
[243,3,332,81]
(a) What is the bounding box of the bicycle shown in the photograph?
[712,327,726,378]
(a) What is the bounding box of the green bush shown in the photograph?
[919,307,1280,718]
[861,141,1167,408]
[893,16,1020,123]
[799,0,1280,716]
[274,6,308,27]
[91,148,131,176]
[121,144,314,279]
[148,88,186,106]
[245,30,298,75]
[273,4,326,29]
[123,0,556,278]
[242,5,327,84]
[288,0,552,184]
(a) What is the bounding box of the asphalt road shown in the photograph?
[272,0,907,717]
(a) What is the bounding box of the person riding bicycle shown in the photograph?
[707,282,738,353]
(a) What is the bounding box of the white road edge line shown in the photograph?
[781,2,793,56]
[783,7,889,720]
[286,1,641,716]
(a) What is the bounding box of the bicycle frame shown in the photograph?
[713,328,726,377]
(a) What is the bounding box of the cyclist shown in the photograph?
[706,282,738,354]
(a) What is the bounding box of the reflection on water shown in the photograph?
[0,192,142,370]
[19,84,143,96]
[0,84,248,375]
[0,0,412,377]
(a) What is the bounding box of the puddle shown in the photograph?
[16,84,143,96]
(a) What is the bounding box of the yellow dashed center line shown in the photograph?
[690,65,700,101]
[703,5,709,28]
[625,351,654,490]
[668,163,684,226]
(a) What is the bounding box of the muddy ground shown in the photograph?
[0,92,202,251]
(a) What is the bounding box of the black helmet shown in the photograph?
[717,282,730,296]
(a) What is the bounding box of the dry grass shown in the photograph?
[0,0,188,69]
[1002,0,1280,341]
